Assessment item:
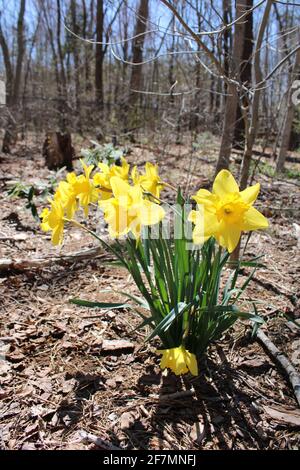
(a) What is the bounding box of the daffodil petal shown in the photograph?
[213,169,239,197]
[51,224,63,245]
[139,200,165,226]
[240,183,260,205]
[242,206,269,231]
[218,223,241,253]
[110,176,130,199]
[185,350,198,376]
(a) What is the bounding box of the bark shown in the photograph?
[82,0,92,92]
[43,132,74,171]
[168,14,175,106]
[240,0,273,189]
[56,0,68,131]
[128,0,149,108]
[222,0,231,95]
[56,0,67,96]
[70,0,81,129]
[276,48,300,172]
[12,0,26,106]
[215,1,247,175]
[0,24,13,105]
[233,0,254,149]
[95,0,104,107]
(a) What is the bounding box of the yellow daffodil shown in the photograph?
[156,345,198,376]
[132,162,164,198]
[99,176,165,239]
[93,157,129,200]
[73,161,99,216]
[55,172,79,219]
[188,169,269,253]
[40,199,65,245]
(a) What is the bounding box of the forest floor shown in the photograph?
[0,132,300,450]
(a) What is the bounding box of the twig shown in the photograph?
[0,246,109,273]
[78,430,121,450]
[256,329,300,407]
[159,390,195,401]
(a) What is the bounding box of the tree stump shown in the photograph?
[43,132,74,171]
[2,129,17,153]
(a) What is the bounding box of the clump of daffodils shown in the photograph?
[41,157,165,245]
[40,158,268,378]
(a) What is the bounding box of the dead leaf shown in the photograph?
[120,411,136,430]
[106,378,116,388]
[6,350,25,363]
[62,378,76,394]
[34,378,52,393]
[240,358,270,368]
[264,406,300,427]
[21,442,36,450]
[101,339,134,354]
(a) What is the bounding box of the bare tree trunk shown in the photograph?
[95,0,104,107]
[71,0,81,130]
[233,0,253,149]
[276,48,300,172]
[82,0,92,93]
[215,1,247,175]
[222,0,231,95]
[12,0,26,106]
[128,0,149,109]
[0,24,14,106]
[56,0,68,131]
[168,13,176,106]
[0,0,26,152]
[240,0,273,190]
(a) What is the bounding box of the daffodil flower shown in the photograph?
[99,176,165,239]
[40,199,65,245]
[73,161,99,216]
[189,169,269,253]
[156,345,198,376]
[93,157,129,200]
[55,172,78,219]
[132,162,165,198]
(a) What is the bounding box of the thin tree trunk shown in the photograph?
[233,0,254,149]
[215,0,247,175]
[240,0,273,190]
[82,0,91,93]
[0,24,14,105]
[222,0,230,96]
[276,48,300,172]
[71,0,81,130]
[95,0,104,107]
[56,0,68,131]
[12,0,26,106]
[128,0,149,109]
[168,13,175,106]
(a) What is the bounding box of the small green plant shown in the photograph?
[7,168,65,221]
[81,141,124,167]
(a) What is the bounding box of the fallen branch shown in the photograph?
[232,147,300,164]
[0,246,107,273]
[256,329,300,407]
[240,270,297,307]
[78,430,121,450]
